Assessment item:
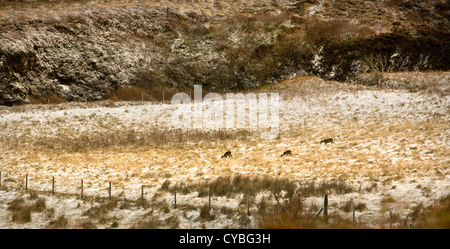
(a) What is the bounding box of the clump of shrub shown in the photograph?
[199,203,215,221]
[131,215,160,229]
[409,195,450,229]
[46,215,69,229]
[7,196,48,224]
[8,197,32,224]
[30,94,66,105]
[104,87,151,102]
[82,199,118,220]
[11,206,32,223]
[256,193,316,229]
[79,220,97,229]
[31,198,47,212]
[340,199,368,212]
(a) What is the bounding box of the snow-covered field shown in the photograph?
[0,81,449,228]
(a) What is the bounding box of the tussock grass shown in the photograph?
[78,220,97,229]
[354,203,368,212]
[381,196,396,204]
[298,180,356,196]
[157,174,376,228]
[7,197,26,212]
[157,175,362,228]
[256,192,317,229]
[199,203,214,221]
[131,215,160,229]
[30,94,66,105]
[163,175,356,200]
[28,190,40,200]
[7,196,48,223]
[257,194,365,229]
[46,215,69,229]
[45,208,55,219]
[4,128,254,151]
[82,199,119,219]
[163,175,300,198]
[31,198,47,212]
[415,195,450,228]
[8,198,32,223]
[11,205,32,224]
[340,199,354,212]
[164,215,180,229]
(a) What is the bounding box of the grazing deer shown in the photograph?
[221,151,232,158]
[281,150,292,157]
[320,138,335,145]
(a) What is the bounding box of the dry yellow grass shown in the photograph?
[1,116,447,197]
[256,75,367,99]
[0,72,448,228]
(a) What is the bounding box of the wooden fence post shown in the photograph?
[208,185,211,209]
[81,180,84,199]
[52,177,55,195]
[353,205,356,227]
[141,185,144,204]
[174,187,177,209]
[25,173,28,191]
[323,194,328,223]
[247,196,250,216]
[389,211,392,229]
[109,182,112,200]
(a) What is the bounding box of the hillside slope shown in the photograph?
[0,0,449,105]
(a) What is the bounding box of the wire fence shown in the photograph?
[0,170,416,228]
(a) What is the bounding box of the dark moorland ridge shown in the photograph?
[0,0,449,105]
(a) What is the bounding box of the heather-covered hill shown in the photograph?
[0,0,449,105]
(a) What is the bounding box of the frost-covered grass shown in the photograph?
[0,78,449,228]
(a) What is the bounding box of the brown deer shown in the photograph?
[281,150,292,157]
[320,138,335,145]
[221,151,232,158]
